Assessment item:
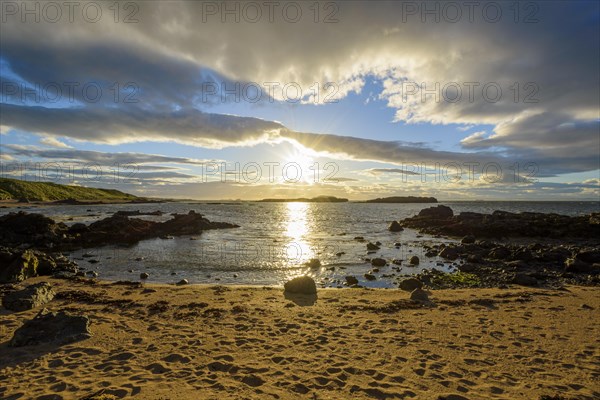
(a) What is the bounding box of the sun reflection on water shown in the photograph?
[283,202,315,270]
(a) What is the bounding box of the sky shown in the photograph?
[0,0,599,200]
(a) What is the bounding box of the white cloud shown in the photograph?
[39,137,72,149]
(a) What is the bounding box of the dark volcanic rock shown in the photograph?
[345,276,359,285]
[399,278,423,291]
[512,273,538,287]
[439,247,459,260]
[0,212,69,248]
[284,276,317,294]
[409,256,420,265]
[417,205,453,219]
[388,221,403,232]
[461,235,476,244]
[10,308,91,347]
[371,258,386,267]
[367,242,380,251]
[410,288,429,302]
[1,210,239,251]
[489,246,511,260]
[364,273,376,281]
[400,207,600,239]
[2,282,55,311]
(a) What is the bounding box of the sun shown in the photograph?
[283,144,316,185]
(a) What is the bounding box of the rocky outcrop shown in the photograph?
[0,210,239,250]
[2,282,56,311]
[0,212,69,249]
[401,207,600,239]
[0,247,78,283]
[10,308,91,347]
[0,249,38,283]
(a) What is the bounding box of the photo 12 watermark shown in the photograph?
[1,81,140,104]
[397,81,540,104]
[200,80,340,104]
[396,1,540,24]
[199,161,340,184]
[0,162,140,183]
[0,1,140,23]
[198,1,339,23]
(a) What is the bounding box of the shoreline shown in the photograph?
[1,277,598,399]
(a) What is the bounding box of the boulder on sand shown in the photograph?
[410,288,429,302]
[284,276,317,294]
[2,282,55,311]
[10,308,91,347]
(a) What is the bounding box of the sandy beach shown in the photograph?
[1,277,598,400]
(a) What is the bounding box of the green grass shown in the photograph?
[0,178,139,202]
[430,272,481,288]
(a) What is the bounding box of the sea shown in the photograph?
[2,201,599,288]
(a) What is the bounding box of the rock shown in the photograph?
[345,276,359,285]
[461,235,475,244]
[388,221,403,232]
[394,242,402,247]
[575,249,600,264]
[410,288,429,302]
[439,247,459,260]
[489,246,511,260]
[417,205,453,219]
[140,272,149,279]
[335,252,345,257]
[68,223,89,234]
[399,278,423,291]
[409,256,420,265]
[0,250,38,283]
[0,212,69,248]
[354,236,365,241]
[512,273,538,286]
[367,242,380,251]
[371,258,386,267]
[284,276,317,294]
[2,282,56,311]
[392,259,403,266]
[364,273,376,281]
[305,258,321,268]
[33,252,57,275]
[177,279,189,285]
[458,263,477,273]
[10,308,91,347]
[564,257,595,273]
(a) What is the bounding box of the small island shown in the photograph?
[259,196,348,203]
[365,196,438,204]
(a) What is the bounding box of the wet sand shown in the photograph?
[1,278,599,399]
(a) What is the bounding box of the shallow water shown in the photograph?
[3,201,599,287]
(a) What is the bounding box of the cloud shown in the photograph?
[0,145,220,166]
[39,137,72,149]
[0,1,598,186]
[0,103,284,148]
[367,168,421,176]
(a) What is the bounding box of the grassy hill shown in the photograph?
[0,178,139,202]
